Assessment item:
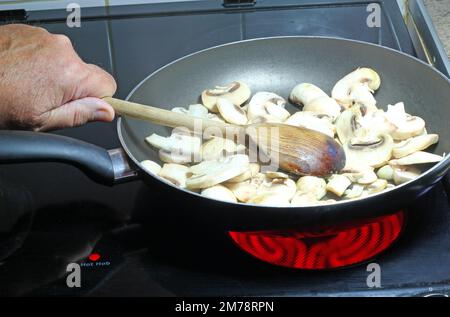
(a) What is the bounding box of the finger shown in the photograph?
[76,64,117,99]
[38,97,115,131]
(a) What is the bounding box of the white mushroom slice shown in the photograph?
[303,96,342,121]
[158,150,194,164]
[247,92,287,122]
[187,154,250,189]
[343,184,365,199]
[326,175,352,197]
[188,104,209,118]
[332,68,381,108]
[248,192,291,207]
[145,133,201,155]
[201,81,251,112]
[347,83,378,114]
[206,113,226,123]
[248,114,283,124]
[284,111,335,138]
[357,109,397,137]
[391,115,426,140]
[227,163,260,183]
[291,192,319,207]
[335,108,362,144]
[265,171,290,179]
[201,137,238,161]
[171,104,209,118]
[366,179,388,195]
[257,178,297,201]
[384,102,407,127]
[289,83,341,120]
[393,166,421,185]
[216,98,248,125]
[342,167,377,185]
[296,176,327,200]
[226,181,257,203]
[392,134,439,158]
[389,151,443,165]
[290,83,328,106]
[376,165,394,181]
[158,163,190,188]
[225,173,265,202]
[344,133,394,168]
[201,185,237,203]
[140,160,161,175]
[264,102,291,121]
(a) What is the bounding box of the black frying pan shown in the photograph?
[1,37,449,231]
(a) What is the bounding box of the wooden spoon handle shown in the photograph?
[104,97,235,135]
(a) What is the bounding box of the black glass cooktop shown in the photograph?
[0,0,449,296]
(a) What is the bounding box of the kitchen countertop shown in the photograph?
[424,0,450,58]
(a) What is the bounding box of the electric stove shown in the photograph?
[0,0,449,297]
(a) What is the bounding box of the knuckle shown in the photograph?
[53,34,72,47]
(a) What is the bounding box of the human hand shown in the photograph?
[0,24,116,131]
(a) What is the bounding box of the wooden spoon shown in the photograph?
[104,97,346,176]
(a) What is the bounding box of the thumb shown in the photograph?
[38,97,115,131]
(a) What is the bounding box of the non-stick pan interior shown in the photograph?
[120,37,450,173]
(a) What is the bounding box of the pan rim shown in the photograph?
[117,35,450,209]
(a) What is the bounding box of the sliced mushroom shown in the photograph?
[201,185,237,203]
[248,192,291,207]
[335,108,362,144]
[389,151,443,165]
[290,83,328,106]
[206,113,226,123]
[347,83,378,114]
[225,173,265,202]
[384,103,426,140]
[284,111,335,138]
[342,167,377,184]
[290,192,319,206]
[303,96,342,121]
[216,98,248,125]
[391,115,426,140]
[376,165,394,181]
[366,179,388,194]
[158,150,195,164]
[392,134,439,158]
[392,166,421,185]
[158,163,190,188]
[186,154,250,189]
[171,104,209,118]
[257,177,297,201]
[146,132,201,163]
[201,137,238,161]
[289,83,341,120]
[326,174,352,197]
[140,160,161,175]
[146,133,201,155]
[188,104,209,117]
[227,163,260,183]
[247,92,288,122]
[343,183,365,199]
[296,176,327,200]
[344,133,394,168]
[266,171,290,179]
[332,67,381,109]
[201,81,251,112]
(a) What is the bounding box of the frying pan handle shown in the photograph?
[0,130,138,185]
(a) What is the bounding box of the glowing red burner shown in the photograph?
[229,210,405,270]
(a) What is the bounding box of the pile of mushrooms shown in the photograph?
[140,69,443,206]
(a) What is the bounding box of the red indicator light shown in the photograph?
[88,253,101,262]
[229,210,405,270]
